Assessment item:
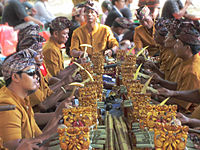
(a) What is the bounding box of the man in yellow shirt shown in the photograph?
[0,50,73,149]
[153,21,200,111]
[17,25,77,112]
[70,1,119,58]
[144,19,182,81]
[134,6,159,57]
[43,16,71,77]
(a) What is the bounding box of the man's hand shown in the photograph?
[157,88,174,97]
[151,73,162,84]
[16,139,42,150]
[55,96,74,118]
[144,60,157,71]
[104,49,112,57]
[37,20,44,29]
[136,55,146,64]
[176,113,190,125]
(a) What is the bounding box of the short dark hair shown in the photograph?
[101,0,112,12]
[5,78,12,87]
[112,0,119,5]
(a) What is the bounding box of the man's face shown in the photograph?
[17,65,40,95]
[140,15,154,29]
[115,0,125,10]
[84,8,98,24]
[54,28,69,44]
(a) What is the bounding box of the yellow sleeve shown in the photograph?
[191,105,200,119]
[34,123,43,137]
[45,71,52,82]
[43,48,60,77]
[70,30,81,53]
[159,50,171,72]
[32,110,42,137]
[177,73,200,91]
[106,27,119,48]
[175,73,200,109]
[0,109,22,142]
[134,27,143,50]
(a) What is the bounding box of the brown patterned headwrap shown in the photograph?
[17,35,45,52]
[84,0,100,15]
[2,50,36,81]
[17,24,45,52]
[112,17,133,29]
[167,19,181,34]
[49,16,71,31]
[175,21,200,55]
[155,18,171,36]
[72,5,85,16]
[18,24,40,42]
[175,21,200,45]
[136,6,150,20]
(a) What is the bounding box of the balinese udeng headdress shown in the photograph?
[2,50,36,80]
[84,0,100,15]
[49,16,71,31]
[17,24,46,52]
[155,18,171,36]
[72,4,85,16]
[112,17,133,29]
[175,20,200,55]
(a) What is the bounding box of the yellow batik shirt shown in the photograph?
[43,38,64,77]
[134,25,159,57]
[173,54,200,110]
[0,86,42,142]
[70,23,118,57]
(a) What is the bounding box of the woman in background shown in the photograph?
[100,0,112,24]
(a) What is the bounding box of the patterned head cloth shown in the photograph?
[2,50,36,81]
[175,21,200,45]
[18,24,40,42]
[17,24,45,52]
[84,0,100,15]
[175,21,200,55]
[17,35,45,52]
[72,4,85,16]
[136,6,150,20]
[167,19,186,36]
[49,16,71,31]
[155,18,171,36]
[112,17,133,29]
